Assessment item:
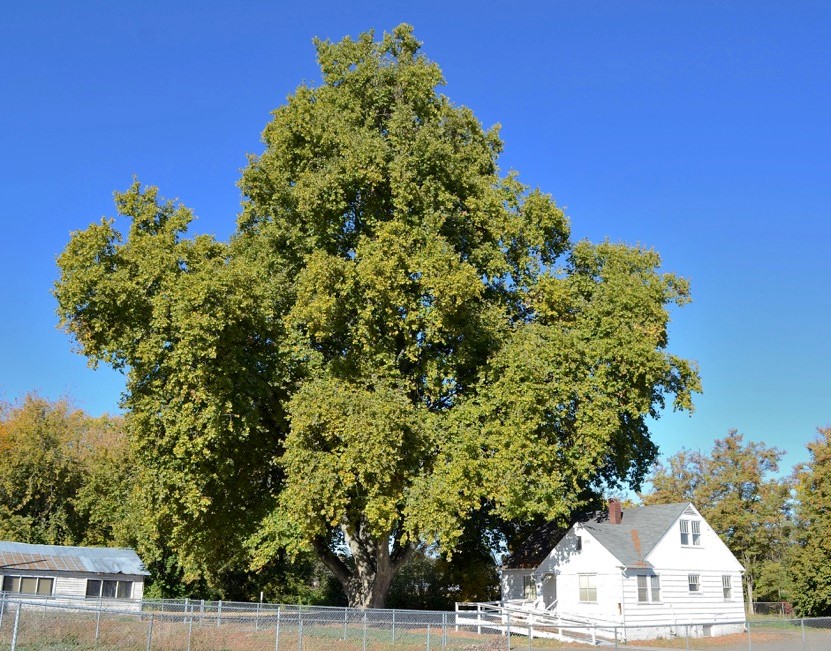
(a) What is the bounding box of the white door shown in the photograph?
[542,573,557,609]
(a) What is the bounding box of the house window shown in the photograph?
[576,536,582,551]
[651,575,660,602]
[637,575,648,602]
[688,574,700,593]
[522,575,537,600]
[680,520,701,546]
[86,579,133,599]
[637,575,661,603]
[691,520,701,546]
[1,575,54,595]
[579,574,597,602]
[722,575,732,600]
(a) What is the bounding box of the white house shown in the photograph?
[0,541,148,605]
[500,501,746,640]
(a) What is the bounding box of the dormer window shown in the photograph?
[680,519,701,546]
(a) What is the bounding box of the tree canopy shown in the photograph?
[55,24,700,607]
[790,427,831,616]
[643,430,792,606]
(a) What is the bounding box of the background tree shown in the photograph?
[0,395,92,544]
[55,25,700,607]
[790,427,831,616]
[643,430,792,609]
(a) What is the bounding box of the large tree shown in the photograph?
[55,25,700,607]
[790,427,831,616]
[643,430,792,609]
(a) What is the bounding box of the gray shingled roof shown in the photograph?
[0,541,149,576]
[503,502,693,570]
[578,502,692,568]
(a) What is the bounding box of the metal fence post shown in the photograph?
[426,623,431,651]
[298,614,303,651]
[200,599,205,623]
[442,612,447,649]
[1,592,6,629]
[685,624,690,650]
[506,615,511,651]
[746,620,752,651]
[256,601,261,631]
[392,608,396,645]
[363,611,368,651]
[95,605,102,645]
[184,597,189,623]
[10,606,20,651]
[343,607,348,640]
[801,619,806,650]
[217,599,222,627]
[146,612,155,651]
[187,604,194,651]
[275,607,281,651]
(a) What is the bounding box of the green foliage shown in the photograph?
[790,427,831,616]
[0,394,135,546]
[643,430,792,604]
[55,25,700,606]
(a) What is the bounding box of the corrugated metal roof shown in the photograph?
[0,541,149,576]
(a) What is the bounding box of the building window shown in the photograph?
[576,536,582,551]
[688,574,700,593]
[637,575,660,603]
[579,574,597,602]
[86,579,133,599]
[691,520,701,546]
[680,520,701,546]
[722,575,732,600]
[522,575,536,600]
[637,575,648,602]
[1,575,54,595]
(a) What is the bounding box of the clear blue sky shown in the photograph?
[1,2,828,478]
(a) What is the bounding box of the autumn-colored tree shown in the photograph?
[0,394,136,547]
[790,427,831,616]
[55,25,700,607]
[643,430,791,609]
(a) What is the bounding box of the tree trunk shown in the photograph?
[312,519,414,608]
[745,574,755,615]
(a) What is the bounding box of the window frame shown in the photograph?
[636,574,661,603]
[85,578,134,600]
[691,520,702,546]
[578,574,598,603]
[688,573,701,593]
[722,575,732,600]
[650,575,660,602]
[680,519,702,547]
[1,575,54,596]
[522,575,537,600]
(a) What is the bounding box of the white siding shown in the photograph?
[500,570,528,601]
[536,527,625,622]
[54,576,87,598]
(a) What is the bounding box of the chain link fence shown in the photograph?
[1,594,831,650]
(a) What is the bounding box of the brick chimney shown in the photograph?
[608,498,623,525]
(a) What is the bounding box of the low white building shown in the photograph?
[0,541,148,604]
[501,501,746,640]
